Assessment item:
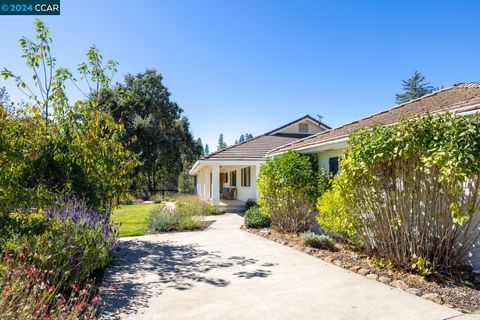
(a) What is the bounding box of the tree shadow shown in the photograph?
[99,239,275,319]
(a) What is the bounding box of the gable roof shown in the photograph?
[202,115,327,161]
[268,83,480,155]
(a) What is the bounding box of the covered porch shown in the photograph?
[189,160,263,204]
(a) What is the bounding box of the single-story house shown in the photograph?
[266,83,480,271]
[189,115,331,204]
[192,83,480,205]
[267,83,480,166]
[190,83,480,268]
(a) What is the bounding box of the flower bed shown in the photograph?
[242,226,480,314]
[0,198,118,319]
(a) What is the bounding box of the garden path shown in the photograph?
[100,214,479,320]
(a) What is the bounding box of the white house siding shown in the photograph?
[463,212,480,272]
[276,119,325,135]
[195,165,259,203]
[315,149,344,173]
[221,166,258,202]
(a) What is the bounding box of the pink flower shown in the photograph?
[111,284,119,290]
[72,284,80,292]
[92,295,101,303]
[74,301,87,310]
[3,249,11,255]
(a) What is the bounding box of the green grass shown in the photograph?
[112,204,162,237]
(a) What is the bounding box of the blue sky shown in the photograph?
[1,1,479,149]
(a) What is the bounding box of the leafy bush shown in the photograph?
[335,113,480,272]
[244,206,271,229]
[245,199,257,211]
[316,183,358,244]
[150,194,163,204]
[205,205,224,215]
[300,232,336,250]
[4,198,118,285]
[257,151,329,233]
[147,203,202,233]
[146,206,178,232]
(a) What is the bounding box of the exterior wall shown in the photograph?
[221,165,258,202]
[316,149,344,173]
[277,119,325,135]
[195,165,259,203]
[195,167,212,201]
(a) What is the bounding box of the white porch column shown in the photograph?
[255,164,261,199]
[211,164,220,204]
[203,170,210,200]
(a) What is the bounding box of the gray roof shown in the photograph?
[269,83,480,154]
[203,115,325,160]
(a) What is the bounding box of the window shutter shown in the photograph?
[328,157,339,175]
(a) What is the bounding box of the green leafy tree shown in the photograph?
[217,133,227,151]
[1,20,136,213]
[395,71,435,104]
[103,69,201,193]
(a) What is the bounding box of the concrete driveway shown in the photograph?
[99,214,478,320]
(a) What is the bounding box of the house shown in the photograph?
[189,115,330,204]
[267,83,480,271]
[268,83,480,173]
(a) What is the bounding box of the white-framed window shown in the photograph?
[299,123,309,133]
[230,170,237,186]
[241,167,251,187]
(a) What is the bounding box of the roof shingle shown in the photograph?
[269,83,480,154]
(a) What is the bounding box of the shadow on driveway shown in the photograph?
[99,239,276,319]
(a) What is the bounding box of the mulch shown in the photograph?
[242,226,480,315]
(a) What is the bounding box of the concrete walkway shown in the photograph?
[100,214,478,320]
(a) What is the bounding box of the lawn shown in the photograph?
[112,204,162,237]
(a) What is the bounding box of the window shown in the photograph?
[241,167,251,187]
[299,123,309,133]
[230,170,237,186]
[328,157,339,175]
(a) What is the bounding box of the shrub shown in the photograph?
[300,232,335,250]
[147,204,202,233]
[121,195,135,205]
[336,113,480,272]
[205,205,224,215]
[4,198,118,285]
[150,194,163,204]
[257,151,329,233]
[316,183,358,245]
[146,206,178,232]
[244,206,271,229]
[245,199,257,211]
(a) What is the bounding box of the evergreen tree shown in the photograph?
[217,133,227,151]
[239,134,245,143]
[245,133,253,140]
[395,71,435,104]
[204,144,210,156]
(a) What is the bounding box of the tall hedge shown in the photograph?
[326,113,480,272]
[258,151,329,233]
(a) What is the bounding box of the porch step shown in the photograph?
[220,205,246,213]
